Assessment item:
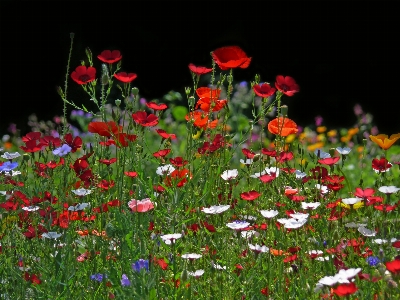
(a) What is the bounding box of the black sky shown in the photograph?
[1,1,399,136]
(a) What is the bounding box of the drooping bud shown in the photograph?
[101,64,109,85]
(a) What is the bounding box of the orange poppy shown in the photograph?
[270,248,289,256]
[369,133,400,150]
[185,111,218,129]
[268,117,298,137]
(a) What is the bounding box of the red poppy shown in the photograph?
[374,204,397,212]
[38,136,62,149]
[153,149,171,158]
[240,190,261,201]
[372,157,392,172]
[169,157,188,167]
[332,282,358,297]
[164,168,191,187]
[24,272,42,285]
[124,171,138,178]
[155,129,176,140]
[198,134,228,154]
[267,117,298,137]
[64,133,82,153]
[354,187,375,200]
[97,50,122,64]
[276,151,294,163]
[261,148,277,157]
[275,75,299,96]
[196,87,221,99]
[71,66,96,85]
[114,72,137,83]
[97,179,115,190]
[20,139,43,153]
[99,158,117,165]
[185,111,218,129]
[88,121,121,137]
[259,174,276,183]
[22,132,41,142]
[132,111,159,127]
[242,148,256,159]
[195,97,227,112]
[318,157,340,165]
[253,83,276,98]
[146,102,168,111]
[211,46,251,70]
[111,132,137,147]
[188,63,212,75]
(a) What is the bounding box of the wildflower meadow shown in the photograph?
[1,35,400,299]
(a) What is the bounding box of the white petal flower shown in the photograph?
[22,206,40,212]
[250,170,266,178]
[42,232,62,239]
[160,233,182,244]
[284,218,307,229]
[156,164,175,176]
[372,238,388,244]
[315,184,328,194]
[201,205,230,214]
[68,203,90,211]
[301,202,320,210]
[221,169,238,180]
[1,152,21,160]
[342,197,362,205]
[358,226,377,237]
[378,185,400,194]
[336,268,362,280]
[212,263,226,270]
[226,221,250,230]
[336,147,352,155]
[260,210,279,218]
[318,276,338,286]
[71,188,92,196]
[240,159,253,165]
[345,222,367,228]
[181,253,202,260]
[249,243,269,253]
[188,269,204,277]
[314,149,330,158]
[289,212,309,220]
[265,167,280,177]
[295,170,307,179]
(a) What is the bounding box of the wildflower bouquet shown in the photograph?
[1,35,400,299]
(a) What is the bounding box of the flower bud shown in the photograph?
[280,105,288,117]
[115,99,121,107]
[188,96,195,108]
[185,87,191,97]
[180,269,188,282]
[70,32,75,39]
[131,87,139,96]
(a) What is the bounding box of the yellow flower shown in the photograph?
[316,126,327,133]
[307,142,324,152]
[327,130,337,137]
[369,133,400,150]
[285,134,297,143]
[338,201,364,210]
[348,128,359,136]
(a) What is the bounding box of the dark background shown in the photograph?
[1,2,399,137]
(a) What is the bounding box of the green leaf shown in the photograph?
[172,106,188,121]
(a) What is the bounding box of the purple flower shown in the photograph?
[0,161,18,172]
[366,256,380,266]
[90,273,105,282]
[52,144,72,157]
[315,115,323,126]
[132,259,149,272]
[121,274,131,286]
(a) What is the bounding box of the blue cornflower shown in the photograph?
[121,274,131,286]
[366,256,380,266]
[132,259,149,272]
[52,144,72,157]
[90,273,106,282]
[0,161,18,172]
